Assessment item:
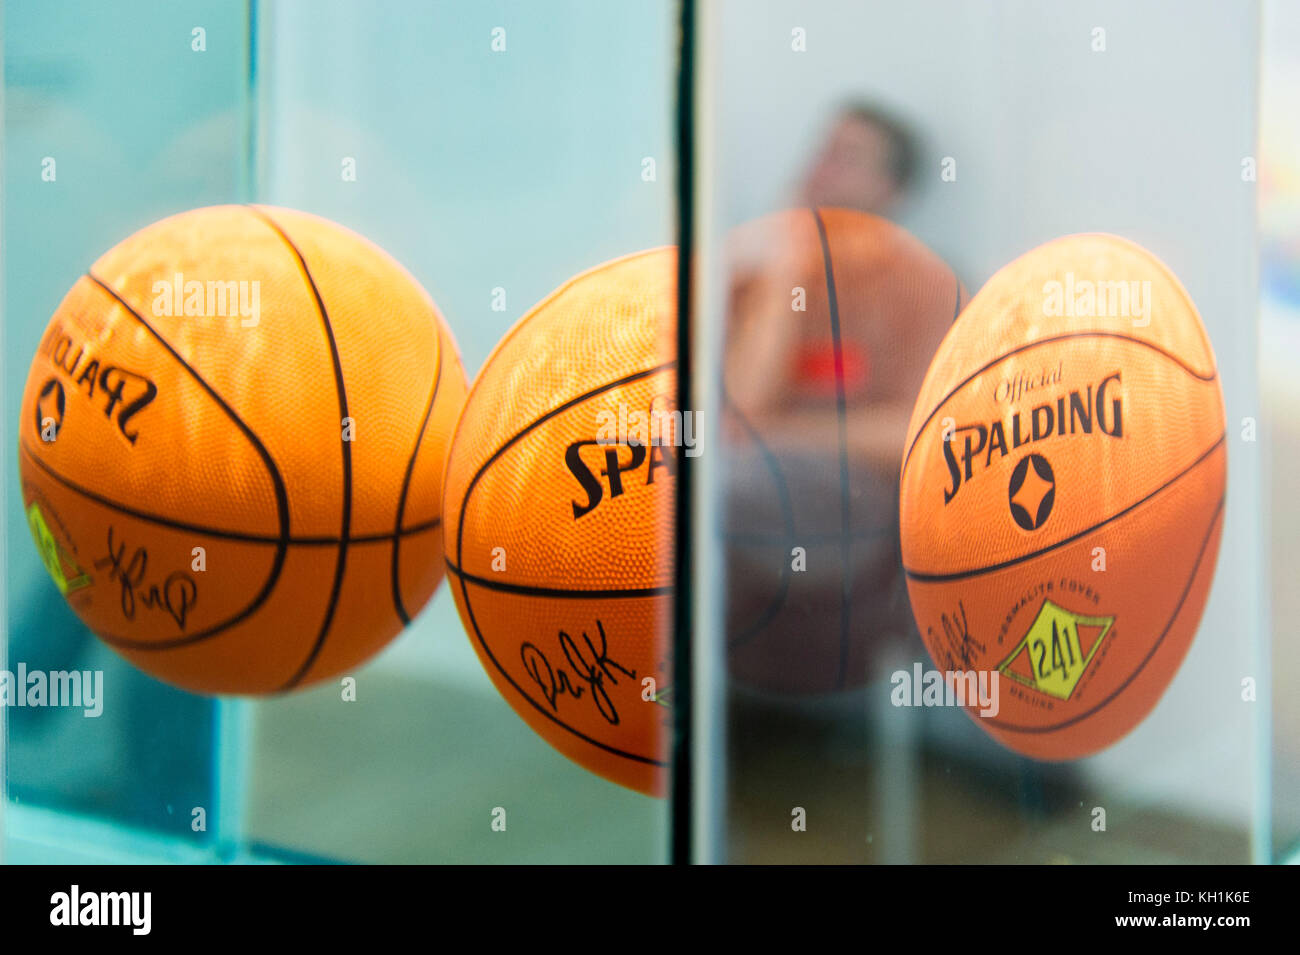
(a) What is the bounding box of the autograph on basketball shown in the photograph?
[929,599,984,672]
[94,525,198,629]
[520,619,636,726]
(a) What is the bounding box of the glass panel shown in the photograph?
[242,0,675,864]
[694,0,1266,863]
[4,0,676,864]
[1261,0,1300,864]
[3,0,251,861]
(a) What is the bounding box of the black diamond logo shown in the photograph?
[1008,453,1055,531]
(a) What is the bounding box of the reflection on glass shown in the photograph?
[706,0,1263,864]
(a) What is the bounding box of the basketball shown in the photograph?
[18,205,468,695]
[899,233,1226,759]
[442,248,676,796]
[723,207,964,693]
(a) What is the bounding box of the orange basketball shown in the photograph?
[899,233,1226,759]
[722,207,965,693]
[443,248,676,796]
[19,205,467,695]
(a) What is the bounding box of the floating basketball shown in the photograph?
[723,207,964,693]
[19,205,467,694]
[443,248,675,796]
[899,233,1226,759]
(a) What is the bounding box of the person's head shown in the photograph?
[800,103,919,216]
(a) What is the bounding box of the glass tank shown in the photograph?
[2,0,1294,868]
[3,0,675,864]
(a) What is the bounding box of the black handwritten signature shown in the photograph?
[520,619,636,725]
[93,526,197,629]
[929,599,984,671]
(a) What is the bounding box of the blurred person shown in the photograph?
[797,103,919,217]
[722,103,959,694]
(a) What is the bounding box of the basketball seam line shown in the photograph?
[445,560,671,599]
[718,390,795,649]
[811,207,854,690]
[989,493,1225,735]
[454,361,676,768]
[899,330,1220,481]
[81,273,292,652]
[247,206,352,691]
[902,431,1225,582]
[20,440,436,545]
[391,319,445,625]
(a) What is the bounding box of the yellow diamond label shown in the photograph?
[998,599,1114,700]
[27,502,90,596]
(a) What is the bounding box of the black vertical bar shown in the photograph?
[671,0,697,865]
